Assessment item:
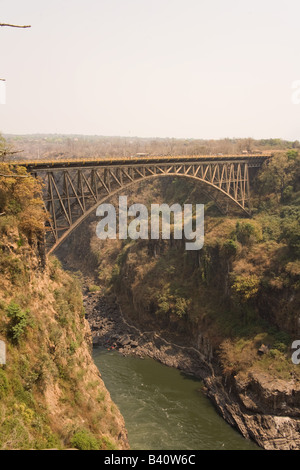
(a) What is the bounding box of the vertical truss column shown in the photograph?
[63,170,72,225]
[47,172,58,242]
[244,163,251,214]
[77,170,86,211]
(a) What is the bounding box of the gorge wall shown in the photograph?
[57,172,300,450]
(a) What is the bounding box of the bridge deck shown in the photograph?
[16,154,271,171]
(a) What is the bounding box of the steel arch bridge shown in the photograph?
[21,154,270,254]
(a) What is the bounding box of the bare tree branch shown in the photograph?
[5,149,24,155]
[1,23,31,80]
[0,23,31,28]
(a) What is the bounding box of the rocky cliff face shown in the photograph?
[205,371,300,450]
[0,225,129,449]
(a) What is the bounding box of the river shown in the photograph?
[93,347,260,451]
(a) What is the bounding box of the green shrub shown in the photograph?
[6,199,22,215]
[235,221,260,246]
[282,185,294,203]
[70,429,100,450]
[6,302,31,344]
[272,330,291,353]
[223,239,238,257]
[100,436,117,450]
[280,218,300,256]
[174,297,189,318]
[156,290,189,318]
[232,274,260,302]
[0,215,17,234]
[88,284,100,293]
[49,257,62,281]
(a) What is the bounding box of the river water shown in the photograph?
[93,348,260,450]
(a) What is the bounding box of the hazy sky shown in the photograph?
[1,0,300,140]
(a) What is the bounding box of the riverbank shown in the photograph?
[84,285,211,379]
[83,283,300,451]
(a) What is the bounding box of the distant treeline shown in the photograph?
[3,134,300,160]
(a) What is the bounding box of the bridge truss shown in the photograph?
[24,155,269,253]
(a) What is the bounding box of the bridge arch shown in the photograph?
[45,170,250,255]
